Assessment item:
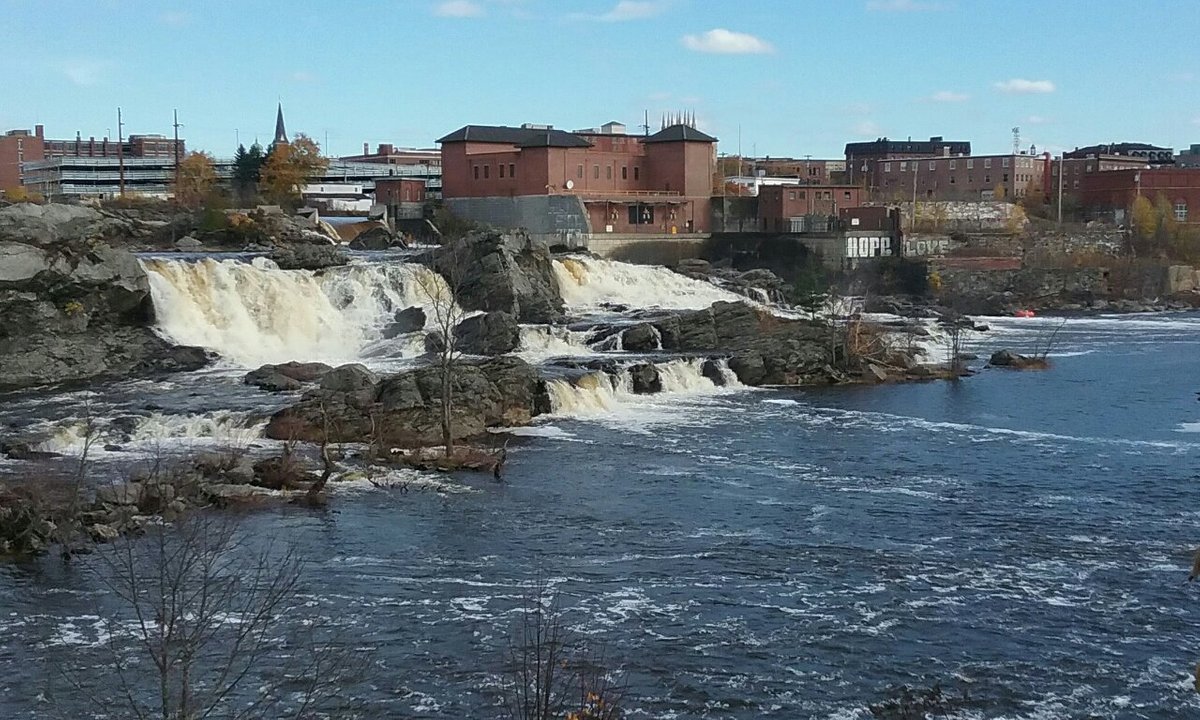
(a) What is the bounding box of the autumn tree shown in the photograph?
[172,150,218,208]
[259,133,328,206]
[1,186,45,204]
[1130,195,1157,242]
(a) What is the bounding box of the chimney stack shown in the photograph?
[35,124,44,139]
[364,142,369,154]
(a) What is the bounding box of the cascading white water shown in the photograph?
[36,411,265,456]
[552,256,743,312]
[516,325,597,361]
[141,257,449,367]
[545,358,742,416]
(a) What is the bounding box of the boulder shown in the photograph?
[728,352,767,386]
[621,323,660,352]
[454,311,520,355]
[627,363,662,394]
[244,361,333,391]
[269,244,348,271]
[95,483,144,507]
[988,349,1048,370]
[382,307,426,338]
[175,235,203,251]
[348,226,399,250]
[88,523,121,543]
[425,229,565,323]
[320,363,378,393]
[252,456,314,490]
[265,356,546,448]
[701,359,728,386]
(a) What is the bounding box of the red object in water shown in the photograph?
[1014,309,1036,318]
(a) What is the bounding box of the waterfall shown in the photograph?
[552,256,743,312]
[516,325,597,361]
[140,257,449,367]
[545,359,742,416]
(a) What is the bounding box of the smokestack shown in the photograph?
[364,142,369,154]
[35,124,44,139]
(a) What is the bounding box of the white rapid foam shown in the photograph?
[545,358,742,417]
[37,411,265,456]
[515,325,598,361]
[552,256,743,312]
[141,257,449,367]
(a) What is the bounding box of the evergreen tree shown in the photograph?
[232,142,266,205]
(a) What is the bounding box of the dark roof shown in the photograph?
[643,124,718,144]
[436,125,592,148]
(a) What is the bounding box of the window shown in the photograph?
[606,165,612,180]
[843,191,852,200]
[499,164,505,178]
[628,203,654,225]
[900,161,908,171]
[984,175,991,184]
[1176,201,1188,222]
[808,167,819,177]
[1086,164,1094,173]
[621,166,627,180]
[509,163,515,178]
[798,190,806,199]
[483,165,489,179]
[593,165,599,179]
[950,175,956,184]
[1002,157,1010,168]
[633,166,640,180]
[949,160,957,170]
[966,159,975,169]
[1003,173,1009,182]
[788,191,796,200]
[577,164,584,178]
[473,165,479,180]
[929,161,936,170]
[983,158,992,169]
[884,162,892,173]
[824,191,832,200]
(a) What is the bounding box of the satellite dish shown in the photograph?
[565,180,575,190]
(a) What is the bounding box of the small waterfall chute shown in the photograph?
[551,256,743,312]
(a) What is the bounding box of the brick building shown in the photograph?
[1049,154,1148,197]
[374,177,426,204]
[438,121,716,240]
[757,184,864,232]
[863,152,1048,202]
[750,157,848,184]
[1078,168,1200,225]
[1066,142,1174,165]
[340,143,441,167]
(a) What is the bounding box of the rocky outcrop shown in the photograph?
[269,244,348,271]
[348,225,404,250]
[244,361,333,392]
[425,229,564,323]
[454,311,520,355]
[675,260,788,304]
[620,323,660,352]
[264,357,546,447]
[382,307,426,339]
[988,349,1049,370]
[0,204,209,389]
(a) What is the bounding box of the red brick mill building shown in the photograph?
[1079,168,1200,225]
[438,120,716,245]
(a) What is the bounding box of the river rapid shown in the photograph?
[0,253,1198,718]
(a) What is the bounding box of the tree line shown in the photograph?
[174,133,328,209]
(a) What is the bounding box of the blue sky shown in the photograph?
[3,0,1198,159]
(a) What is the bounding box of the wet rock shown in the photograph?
[454,311,520,355]
[988,349,1048,370]
[202,484,276,501]
[245,361,333,392]
[621,323,660,353]
[728,352,767,386]
[175,235,203,251]
[95,483,143,507]
[865,363,889,382]
[252,455,314,490]
[628,363,662,394]
[269,244,348,271]
[425,229,565,323]
[382,307,426,339]
[319,363,378,393]
[348,226,399,250]
[88,523,120,543]
[138,483,175,513]
[701,359,728,386]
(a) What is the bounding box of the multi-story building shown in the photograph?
[1176,144,1200,169]
[1079,168,1200,225]
[863,152,1049,201]
[757,184,865,232]
[438,120,716,243]
[1048,154,1149,197]
[1065,143,1174,165]
[750,157,848,184]
[340,143,441,168]
[2,124,185,194]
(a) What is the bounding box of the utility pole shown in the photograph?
[1056,153,1064,226]
[173,109,183,194]
[911,160,918,232]
[117,107,126,197]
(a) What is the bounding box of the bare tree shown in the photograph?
[60,513,371,719]
[414,256,467,457]
[501,579,626,720]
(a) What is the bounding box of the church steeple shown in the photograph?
[273,102,288,145]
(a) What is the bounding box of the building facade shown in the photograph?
[341,143,441,168]
[2,124,186,194]
[1176,144,1200,169]
[1065,143,1174,165]
[1049,154,1149,197]
[863,152,1048,201]
[439,121,716,241]
[749,157,848,184]
[1078,168,1200,225]
[757,184,864,232]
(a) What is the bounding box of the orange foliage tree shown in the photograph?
[259,133,328,206]
[173,151,219,208]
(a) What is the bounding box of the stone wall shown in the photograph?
[445,195,591,248]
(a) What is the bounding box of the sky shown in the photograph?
[3,0,1199,160]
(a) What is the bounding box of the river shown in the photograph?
[0,254,1198,718]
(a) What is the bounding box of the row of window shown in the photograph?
[787,190,853,201]
[882,157,1035,173]
[472,163,516,180]
[576,164,640,181]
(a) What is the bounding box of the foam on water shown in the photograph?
[141,257,450,367]
[552,255,743,311]
[36,411,265,456]
[515,325,598,361]
[545,358,743,421]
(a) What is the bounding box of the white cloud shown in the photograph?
[290,71,317,83]
[866,0,941,11]
[575,1,667,21]
[681,29,773,55]
[855,120,883,136]
[61,59,113,87]
[929,90,969,103]
[994,78,1055,94]
[1025,114,1050,125]
[434,0,484,17]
